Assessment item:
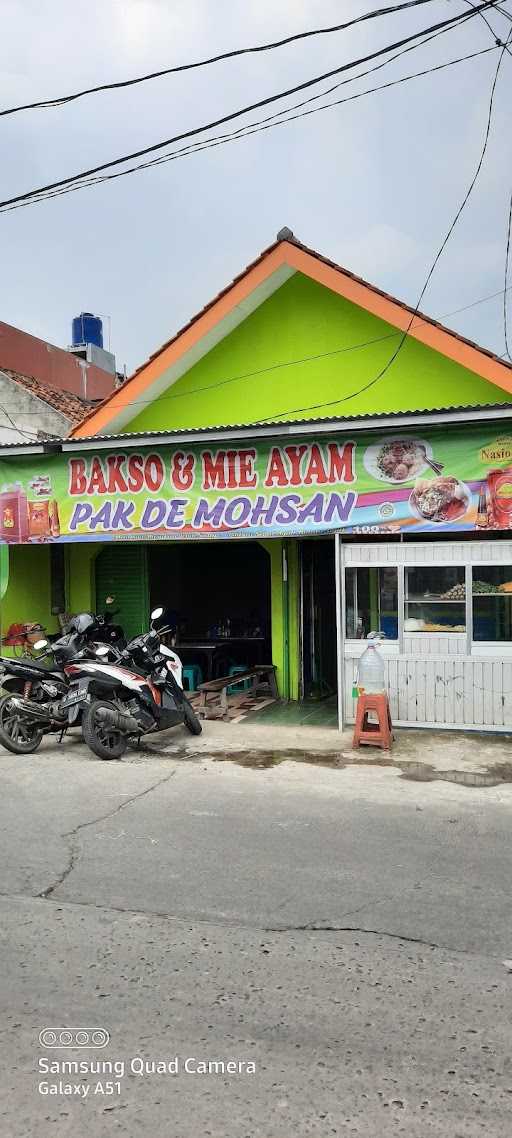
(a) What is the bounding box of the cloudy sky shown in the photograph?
[0,0,511,374]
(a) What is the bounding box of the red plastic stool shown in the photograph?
[353,692,393,750]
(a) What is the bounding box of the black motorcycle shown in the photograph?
[0,613,101,754]
[72,607,202,760]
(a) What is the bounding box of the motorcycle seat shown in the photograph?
[2,658,63,677]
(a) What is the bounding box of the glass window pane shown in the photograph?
[473,566,512,643]
[405,566,465,632]
[345,567,398,639]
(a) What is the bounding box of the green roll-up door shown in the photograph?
[95,545,149,641]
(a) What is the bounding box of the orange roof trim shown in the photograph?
[72,236,512,438]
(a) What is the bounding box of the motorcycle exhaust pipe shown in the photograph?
[95,706,140,734]
[8,696,65,724]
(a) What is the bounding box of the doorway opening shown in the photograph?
[300,538,337,700]
[147,541,271,682]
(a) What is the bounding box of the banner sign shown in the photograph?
[1,427,511,543]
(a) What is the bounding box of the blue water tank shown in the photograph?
[72,312,103,349]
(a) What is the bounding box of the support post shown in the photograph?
[282,542,290,701]
[335,534,345,732]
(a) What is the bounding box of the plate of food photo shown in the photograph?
[409,476,471,525]
[363,436,440,484]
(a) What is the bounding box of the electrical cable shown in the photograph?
[0,0,500,211]
[0,0,446,118]
[0,35,497,213]
[256,29,512,422]
[460,0,512,45]
[504,190,512,360]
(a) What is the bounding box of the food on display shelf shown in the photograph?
[440,583,466,599]
[473,579,500,594]
[424,622,465,632]
[498,581,512,593]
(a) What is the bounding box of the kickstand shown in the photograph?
[58,726,68,745]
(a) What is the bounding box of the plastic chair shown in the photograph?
[228,664,251,693]
[182,664,203,692]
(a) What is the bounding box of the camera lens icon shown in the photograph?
[39,1028,110,1048]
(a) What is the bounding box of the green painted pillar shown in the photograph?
[287,540,300,701]
[259,538,300,701]
[0,543,9,642]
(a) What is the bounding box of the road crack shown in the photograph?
[38,770,178,899]
[263,923,441,949]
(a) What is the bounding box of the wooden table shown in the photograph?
[174,638,266,681]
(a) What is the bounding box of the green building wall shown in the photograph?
[0,539,301,700]
[0,545,59,652]
[124,274,511,434]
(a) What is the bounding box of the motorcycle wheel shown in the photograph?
[183,698,202,736]
[82,699,128,761]
[0,693,44,754]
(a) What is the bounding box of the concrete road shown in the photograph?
[1,733,512,1137]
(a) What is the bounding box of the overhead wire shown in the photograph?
[0,0,446,118]
[460,0,512,45]
[257,28,512,422]
[0,29,498,213]
[504,190,512,360]
[0,0,501,211]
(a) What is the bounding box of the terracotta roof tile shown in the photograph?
[134,235,512,379]
[1,369,95,426]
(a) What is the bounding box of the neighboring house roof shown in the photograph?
[0,318,116,400]
[72,232,512,438]
[1,369,95,427]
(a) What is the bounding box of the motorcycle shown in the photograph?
[69,607,202,760]
[0,613,102,754]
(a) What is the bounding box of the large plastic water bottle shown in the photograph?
[357,633,385,694]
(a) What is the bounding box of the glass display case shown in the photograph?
[340,540,512,732]
[345,566,398,639]
[472,565,512,642]
[404,566,466,633]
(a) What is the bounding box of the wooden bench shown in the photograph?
[197,665,278,720]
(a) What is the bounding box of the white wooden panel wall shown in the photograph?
[344,655,512,729]
[403,634,466,656]
[344,541,512,566]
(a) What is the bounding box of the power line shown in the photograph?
[0,0,444,118]
[460,0,512,47]
[257,29,512,422]
[0,0,500,211]
[0,25,497,214]
[79,44,498,200]
[504,189,512,361]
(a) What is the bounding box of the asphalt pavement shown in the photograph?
[1,731,512,1137]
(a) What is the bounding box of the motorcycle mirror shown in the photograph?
[159,643,173,657]
[151,606,164,622]
[96,644,109,657]
[33,639,48,651]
